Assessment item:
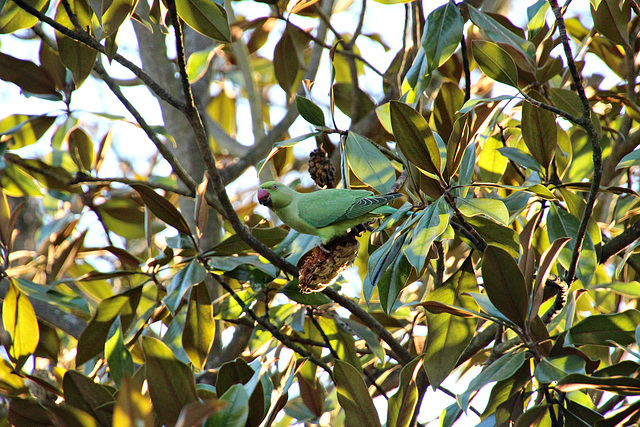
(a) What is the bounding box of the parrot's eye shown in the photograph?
[272,184,278,189]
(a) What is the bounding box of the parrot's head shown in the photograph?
[258,181,293,208]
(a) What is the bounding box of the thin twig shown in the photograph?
[549,0,602,286]
[10,0,185,110]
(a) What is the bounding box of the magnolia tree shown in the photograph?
[1,0,640,425]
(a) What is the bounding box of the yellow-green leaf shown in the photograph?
[345,132,396,194]
[143,337,199,426]
[334,360,381,427]
[2,279,39,370]
[423,257,478,389]
[175,0,230,42]
[390,101,443,180]
[472,40,519,87]
[182,284,214,370]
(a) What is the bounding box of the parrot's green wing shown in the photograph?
[298,190,400,228]
[339,193,402,220]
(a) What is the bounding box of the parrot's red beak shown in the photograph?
[257,189,272,206]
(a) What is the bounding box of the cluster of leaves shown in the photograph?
[1,0,640,425]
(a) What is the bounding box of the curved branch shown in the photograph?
[549,0,602,286]
[10,0,185,110]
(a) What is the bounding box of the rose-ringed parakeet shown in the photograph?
[257,181,401,244]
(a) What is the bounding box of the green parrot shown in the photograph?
[257,181,401,243]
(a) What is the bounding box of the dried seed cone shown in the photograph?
[308,148,335,188]
[299,234,359,293]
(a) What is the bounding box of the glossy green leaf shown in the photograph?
[458,352,527,411]
[534,355,586,383]
[2,279,39,370]
[0,0,50,33]
[63,370,115,426]
[76,287,141,366]
[102,0,137,38]
[472,40,519,87]
[187,47,215,83]
[456,197,509,225]
[164,259,207,313]
[497,146,543,173]
[105,319,134,388]
[216,358,266,426]
[616,149,640,170]
[387,358,420,427]
[113,376,154,426]
[68,127,95,172]
[478,135,509,183]
[380,248,412,315]
[281,279,333,306]
[556,374,640,395]
[55,0,98,86]
[175,0,230,42]
[332,83,376,122]
[203,384,249,427]
[0,53,62,100]
[334,359,381,427]
[404,197,451,272]
[182,283,214,370]
[295,96,325,127]
[522,96,557,169]
[131,183,191,235]
[467,5,535,59]
[0,358,27,396]
[390,101,443,180]
[345,132,396,194]
[273,29,300,95]
[0,114,57,150]
[547,204,597,286]
[143,337,199,426]
[566,310,640,347]
[423,257,478,389]
[590,0,630,47]
[422,1,463,73]
[482,245,529,330]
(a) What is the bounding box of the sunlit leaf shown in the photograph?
[182,283,214,370]
[422,1,463,73]
[456,197,509,225]
[423,257,478,389]
[68,127,95,172]
[0,0,49,33]
[164,259,207,314]
[175,0,231,42]
[102,0,137,38]
[2,279,39,370]
[203,384,249,427]
[404,197,451,272]
[63,370,115,426]
[143,337,199,426]
[387,358,420,427]
[76,286,142,366]
[345,132,396,194]
[458,352,527,411]
[522,94,557,169]
[390,101,443,180]
[334,360,382,427]
[567,310,640,347]
[105,319,134,388]
[482,245,528,330]
[131,184,191,235]
[534,355,586,383]
[296,96,325,127]
[472,40,519,87]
